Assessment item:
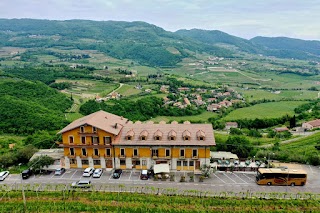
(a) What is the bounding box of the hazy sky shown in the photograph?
[1,0,319,40]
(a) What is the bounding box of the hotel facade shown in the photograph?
[58,111,215,171]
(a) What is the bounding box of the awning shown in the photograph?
[154,164,170,174]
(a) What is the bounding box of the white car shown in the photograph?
[92,168,103,178]
[71,180,91,188]
[0,171,9,181]
[82,167,94,177]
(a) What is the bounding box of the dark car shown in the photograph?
[140,170,148,180]
[147,169,154,178]
[21,169,32,179]
[112,169,123,179]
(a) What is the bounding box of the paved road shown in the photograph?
[1,164,319,194]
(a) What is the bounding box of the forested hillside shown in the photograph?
[251,36,320,60]
[176,29,320,61]
[0,79,72,134]
[175,29,261,53]
[0,19,233,67]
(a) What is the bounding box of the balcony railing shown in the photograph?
[67,154,76,158]
[92,154,100,158]
[152,155,159,159]
[118,154,126,158]
[78,132,98,136]
[132,154,140,158]
[179,156,186,159]
[104,154,112,158]
[192,155,199,159]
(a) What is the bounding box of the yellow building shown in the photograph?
[58,111,215,171]
[58,111,128,169]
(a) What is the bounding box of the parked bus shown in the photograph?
[256,168,307,186]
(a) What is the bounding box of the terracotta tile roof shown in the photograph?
[154,129,163,137]
[57,110,129,135]
[197,130,205,137]
[182,130,191,137]
[140,130,149,137]
[168,130,177,137]
[115,123,215,146]
[306,119,320,127]
[126,129,135,137]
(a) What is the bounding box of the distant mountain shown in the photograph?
[175,29,261,53]
[251,36,320,60]
[0,19,233,67]
[0,19,319,65]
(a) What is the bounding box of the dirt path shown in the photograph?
[108,83,124,95]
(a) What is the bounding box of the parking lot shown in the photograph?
[1,164,320,194]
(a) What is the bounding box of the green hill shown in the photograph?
[175,29,261,53]
[251,36,320,60]
[0,78,72,134]
[0,19,233,67]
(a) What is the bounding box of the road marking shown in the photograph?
[70,170,77,179]
[243,174,254,181]
[308,165,315,173]
[129,171,132,180]
[223,173,237,183]
[232,173,248,183]
[47,173,54,179]
[213,173,226,183]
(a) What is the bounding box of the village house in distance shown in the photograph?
[58,111,215,171]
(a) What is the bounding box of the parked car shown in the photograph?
[140,170,148,180]
[82,167,94,177]
[54,168,66,176]
[92,168,103,178]
[71,180,91,188]
[112,169,123,179]
[147,169,154,178]
[0,171,9,181]
[21,169,32,179]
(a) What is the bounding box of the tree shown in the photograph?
[200,164,214,178]
[15,145,38,164]
[226,136,253,158]
[23,130,58,149]
[28,156,54,173]
[0,153,17,168]
[229,128,242,135]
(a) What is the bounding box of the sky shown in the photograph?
[0,0,320,40]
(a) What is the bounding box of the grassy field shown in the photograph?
[223,101,307,120]
[150,111,217,123]
[55,79,118,98]
[214,132,280,147]
[237,88,319,101]
[280,131,320,157]
[116,84,142,96]
[129,93,167,101]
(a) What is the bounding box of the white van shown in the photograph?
[0,171,9,181]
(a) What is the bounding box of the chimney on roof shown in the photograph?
[105,116,108,119]
[114,123,118,129]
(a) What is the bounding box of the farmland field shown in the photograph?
[0,190,319,213]
[237,88,319,101]
[116,84,142,96]
[223,101,307,120]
